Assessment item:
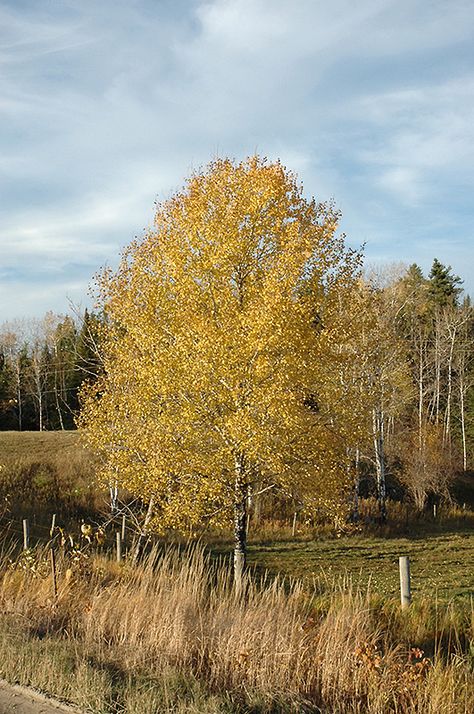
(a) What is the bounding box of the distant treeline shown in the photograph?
[0,309,101,431]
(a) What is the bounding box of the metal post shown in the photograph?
[50,548,57,598]
[22,518,29,550]
[399,556,411,609]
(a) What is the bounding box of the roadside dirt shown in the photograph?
[0,680,81,714]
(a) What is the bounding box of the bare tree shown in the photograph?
[399,422,454,510]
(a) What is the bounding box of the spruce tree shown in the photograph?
[428,258,462,307]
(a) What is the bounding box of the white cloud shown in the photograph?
[351,77,474,205]
[378,167,423,205]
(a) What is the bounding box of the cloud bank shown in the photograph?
[1,0,473,317]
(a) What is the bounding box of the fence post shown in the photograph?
[50,548,57,598]
[22,518,29,550]
[50,513,56,538]
[399,556,411,609]
[433,503,437,518]
[292,512,297,537]
[116,531,122,563]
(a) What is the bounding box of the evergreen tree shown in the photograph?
[428,258,463,307]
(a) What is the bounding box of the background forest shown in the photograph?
[1,258,473,515]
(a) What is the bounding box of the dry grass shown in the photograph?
[0,431,101,523]
[0,544,472,713]
[0,430,81,459]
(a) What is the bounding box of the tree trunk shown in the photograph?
[54,376,65,430]
[373,407,387,523]
[435,321,441,424]
[353,448,360,522]
[418,340,423,448]
[253,488,262,527]
[459,377,467,471]
[53,345,65,430]
[132,497,155,565]
[38,390,43,431]
[16,375,22,431]
[233,454,247,591]
[444,325,456,444]
[109,480,119,514]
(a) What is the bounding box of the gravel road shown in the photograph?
[0,680,81,714]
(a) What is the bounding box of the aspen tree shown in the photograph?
[455,301,474,470]
[79,157,362,584]
[353,278,411,521]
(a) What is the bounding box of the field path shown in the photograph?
[0,680,81,714]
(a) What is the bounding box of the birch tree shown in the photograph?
[79,156,362,583]
[358,275,411,521]
[453,300,474,470]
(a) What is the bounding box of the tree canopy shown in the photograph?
[78,156,365,579]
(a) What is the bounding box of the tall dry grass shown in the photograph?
[0,543,472,713]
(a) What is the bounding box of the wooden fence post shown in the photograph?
[22,518,29,550]
[399,556,411,609]
[116,531,122,563]
[50,548,57,599]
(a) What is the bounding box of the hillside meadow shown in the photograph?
[0,431,473,601]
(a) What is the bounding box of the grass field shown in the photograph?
[0,429,81,458]
[245,528,474,603]
[0,430,99,526]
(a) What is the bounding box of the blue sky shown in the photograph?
[1,0,473,319]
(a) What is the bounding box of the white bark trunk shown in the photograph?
[459,378,467,471]
[418,341,423,448]
[132,497,155,565]
[233,454,247,592]
[373,407,387,522]
[444,325,456,443]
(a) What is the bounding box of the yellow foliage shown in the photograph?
[78,156,368,531]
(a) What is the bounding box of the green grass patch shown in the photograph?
[244,529,474,604]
